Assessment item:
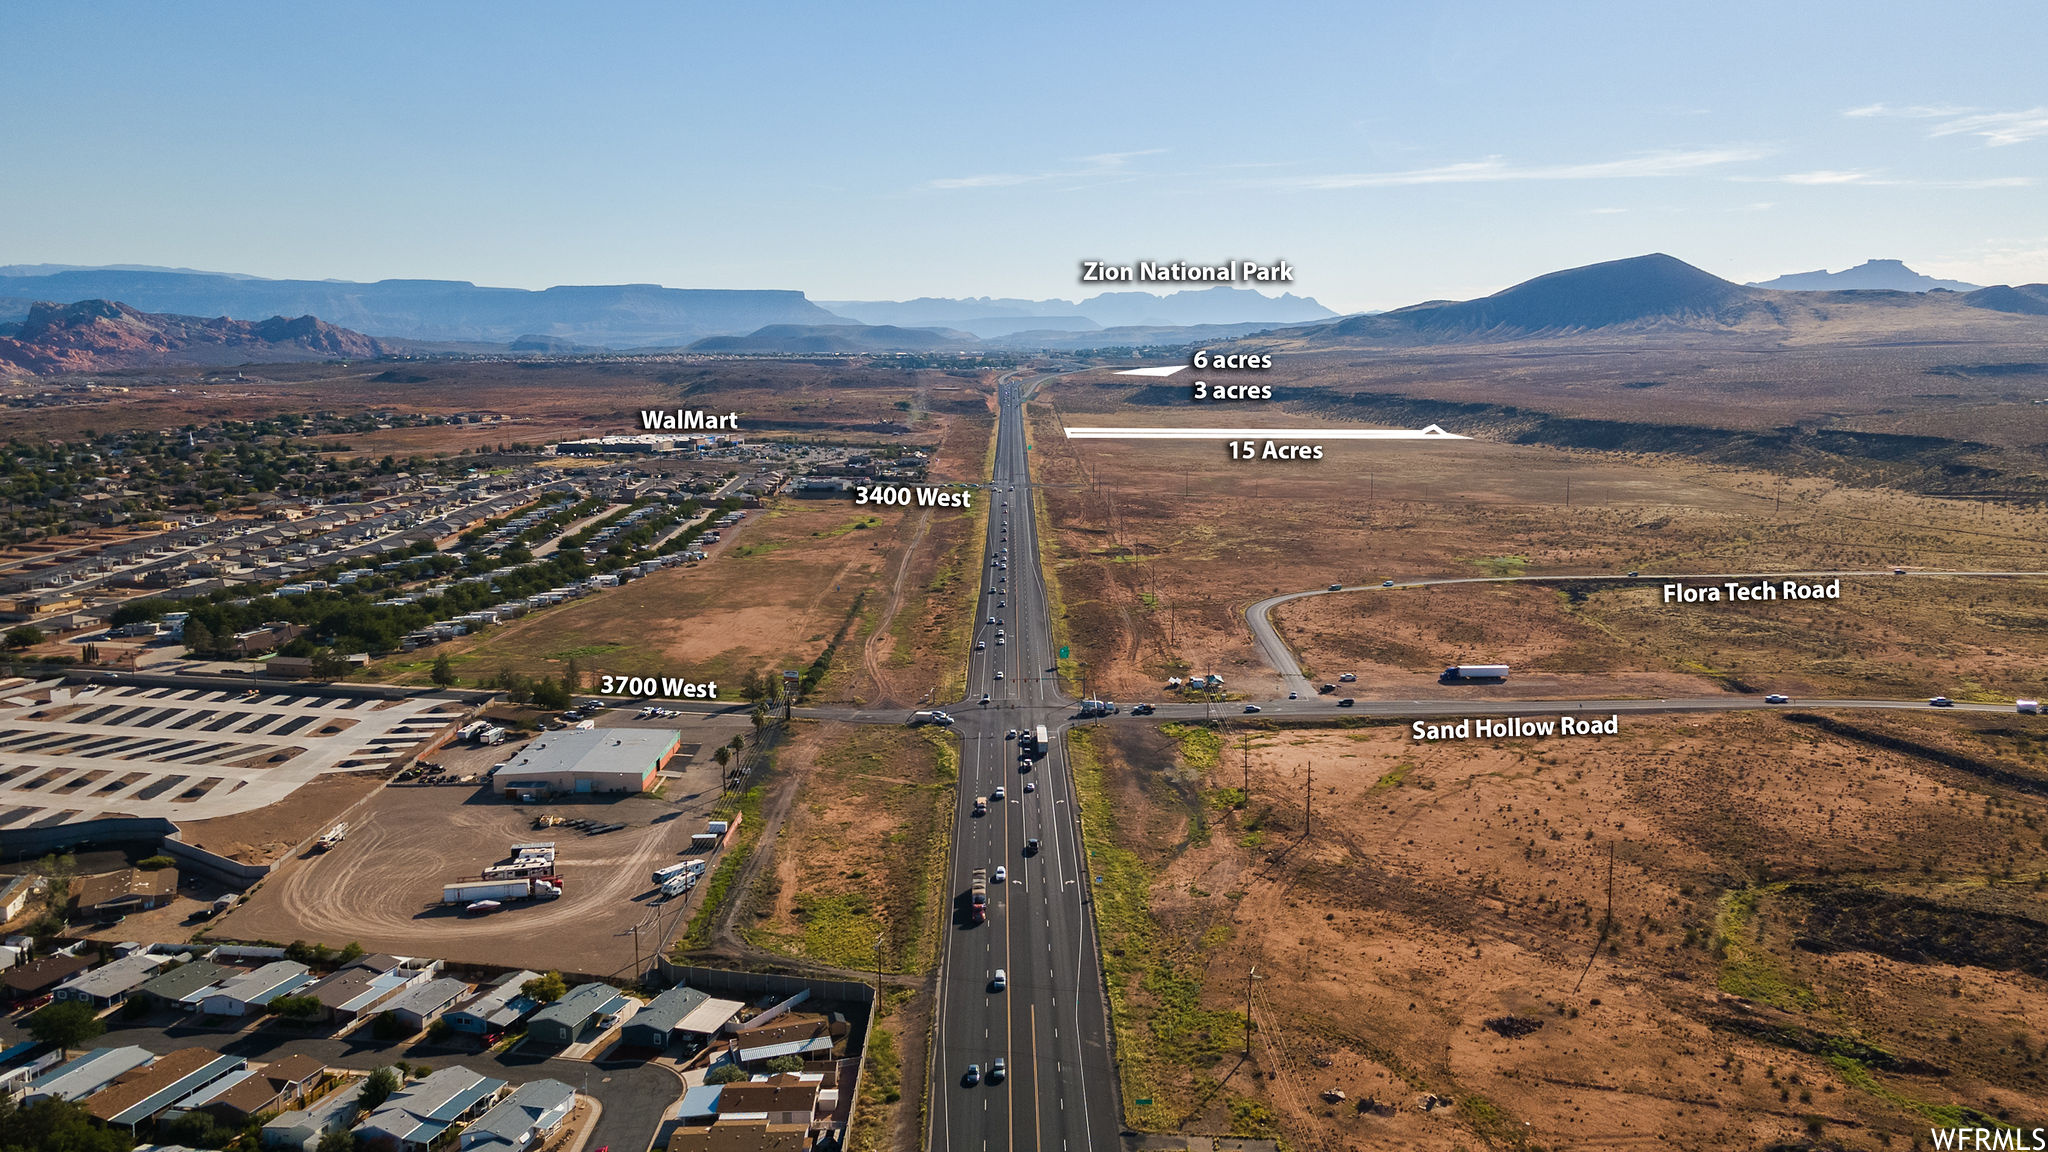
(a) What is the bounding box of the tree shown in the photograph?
[521,971,568,1004]
[315,1124,359,1152]
[357,1066,401,1112]
[0,1095,135,1152]
[268,993,324,1022]
[529,676,570,711]
[764,1054,805,1074]
[704,1062,748,1085]
[309,649,351,680]
[713,746,731,771]
[182,618,215,655]
[3,625,44,651]
[429,652,457,687]
[562,656,582,692]
[26,1000,104,1057]
[339,940,365,963]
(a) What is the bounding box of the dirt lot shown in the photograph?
[738,720,955,974]
[1274,574,2048,703]
[210,726,736,976]
[1027,393,2048,701]
[173,770,394,865]
[1069,711,2048,1149]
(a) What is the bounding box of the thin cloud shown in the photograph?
[1845,103,2048,146]
[1738,169,2034,189]
[1272,147,1770,190]
[924,149,1165,192]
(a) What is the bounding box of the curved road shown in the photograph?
[1248,568,2048,701]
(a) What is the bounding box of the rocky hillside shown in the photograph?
[0,299,387,374]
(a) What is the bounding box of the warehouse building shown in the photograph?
[492,729,680,798]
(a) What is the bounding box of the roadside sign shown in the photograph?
[1059,646,1069,659]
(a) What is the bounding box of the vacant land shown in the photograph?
[1070,710,2048,1149]
[1275,574,2048,703]
[739,721,955,974]
[1027,390,2048,701]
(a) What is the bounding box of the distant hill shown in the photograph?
[0,299,386,374]
[1963,284,2048,316]
[0,267,840,347]
[1309,254,1756,341]
[823,286,1337,331]
[1750,259,1980,292]
[686,323,979,354]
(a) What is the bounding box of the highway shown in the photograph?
[925,372,1120,1152]
[1248,568,2048,700]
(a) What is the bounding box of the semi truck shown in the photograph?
[970,868,988,924]
[1442,664,1511,681]
[314,823,347,852]
[1079,700,1118,717]
[441,877,561,905]
[653,860,707,885]
[909,710,954,727]
[1020,725,1050,755]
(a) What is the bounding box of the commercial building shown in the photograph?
[491,728,680,798]
[358,1066,507,1152]
[459,1078,575,1152]
[523,982,629,1046]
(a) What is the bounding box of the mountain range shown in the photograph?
[0,299,385,374]
[821,287,1338,335]
[0,266,1339,349]
[1748,259,1980,292]
[1287,253,2048,346]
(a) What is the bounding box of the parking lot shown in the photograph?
[212,717,737,978]
[0,677,461,827]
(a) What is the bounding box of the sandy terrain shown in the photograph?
[1026,396,2048,703]
[1071,712,2048,1149]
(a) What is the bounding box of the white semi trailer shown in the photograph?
[1442,664,1511,680]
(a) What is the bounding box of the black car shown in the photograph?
[1024,837,1040,855]
[1337,698,1355,707]
[1317,684,1337,694]
[1130,703,1155,716]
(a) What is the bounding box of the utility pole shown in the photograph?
[1565,478,1571,508]
[1242,731,1250,807]
[1245,964,1257,1056]
[1304,759,1312,837]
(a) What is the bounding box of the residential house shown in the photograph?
[21,1046,155,1103]
[84,1047,245,1134]
[52,951,166,1008]
[621,985,705,1050]
[458,1078,574,1152]
[133,960,230,1012]
[358,1066,507,1152]
[523,983,628,1046]
[379,976,469,1032]
[199,960,313,1016]
[3,953,95,1002]
[445,970,537,1036]
[73,868,179,917]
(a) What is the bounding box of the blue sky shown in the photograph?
[4,1,2044,311]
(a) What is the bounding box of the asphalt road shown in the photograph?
[925,372,1120,1152]
[1247,568,2048,702]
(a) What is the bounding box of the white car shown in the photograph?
[1024,781,1035,792]
[987,616,997,624]
[976,641,986,650]
[1765,693,1789,704]
[996,637,1005,645]
[995,671,1005,679]
[1006,729,1017,739]
[993,865,1007,882]
[992,786,1006,800]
